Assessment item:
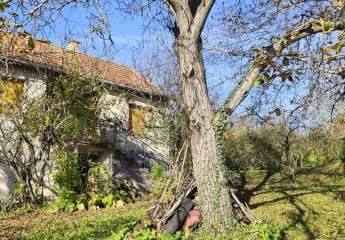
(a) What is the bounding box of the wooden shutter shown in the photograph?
[129,105,146,136]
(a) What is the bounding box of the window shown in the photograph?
[129,104,147,136]
[0,79,24,112]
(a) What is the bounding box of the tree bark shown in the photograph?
[169,4,345,231]
[174,36,234,231]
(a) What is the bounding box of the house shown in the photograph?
[0,33,168,200]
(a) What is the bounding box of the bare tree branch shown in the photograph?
[190,0,215,39]
[218,18,345,118]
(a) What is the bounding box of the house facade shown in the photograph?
[0,34,168,200]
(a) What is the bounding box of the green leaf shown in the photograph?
[333,41,344,54]
[253,79,262,87]
[28,37,35,50]
[253,73,270,87]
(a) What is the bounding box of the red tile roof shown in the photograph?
[0,33,161,95]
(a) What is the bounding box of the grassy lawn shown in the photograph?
[0,201,149,240]
[247,164,345,239]
[1,164,344,240]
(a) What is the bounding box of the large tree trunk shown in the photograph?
[174,35,234,231]
[169,7,345,231]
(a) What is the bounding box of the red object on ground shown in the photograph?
[182,209,201,232]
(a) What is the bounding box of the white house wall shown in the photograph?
[100,94,129,129]
[99,93,168,191]
[23,79,46,100]
[0,164,16,201]
[0,64,168,199]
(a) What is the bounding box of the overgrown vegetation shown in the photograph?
[1,0,345,238]
[1,163,343,239]
[1,55,343,240]
[224,115,345,176]
[52,139,133,212]
[0,70,106,208]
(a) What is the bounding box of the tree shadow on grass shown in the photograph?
[236,164,345,206]
[234,166,345,240]
[295,163,344,177]
[234,169,276,206]
[278,190,316,240]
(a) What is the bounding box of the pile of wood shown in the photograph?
[149,142,256,234]
[149,141,200,233]
[230,188,257,224]
[151,185,199,234]
[150,183,256,234]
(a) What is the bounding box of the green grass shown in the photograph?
[247,164,345,239]
[1,164,344,240]
[24,209,146,240]
[1,201,149,240]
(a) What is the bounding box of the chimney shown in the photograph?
[67,40,80,52]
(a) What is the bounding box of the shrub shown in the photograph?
[251,222,286,240]
[150,163,165,181]
[53,152,133,212]
[53,188,86,212]
[52,150,89,211]
[87,163,134,208]
[87,161,112,194]
[53,151,81,193]
[110,220,192,240]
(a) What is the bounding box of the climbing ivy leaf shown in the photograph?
[28,37,35,50]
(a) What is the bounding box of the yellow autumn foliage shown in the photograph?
[0,80,23,111]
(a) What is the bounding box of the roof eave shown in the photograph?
[4,57,166,99]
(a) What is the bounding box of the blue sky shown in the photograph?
[8,1,342,125]
[14,2,244,100]
[40,7,149,65]
[23,3,309,114]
